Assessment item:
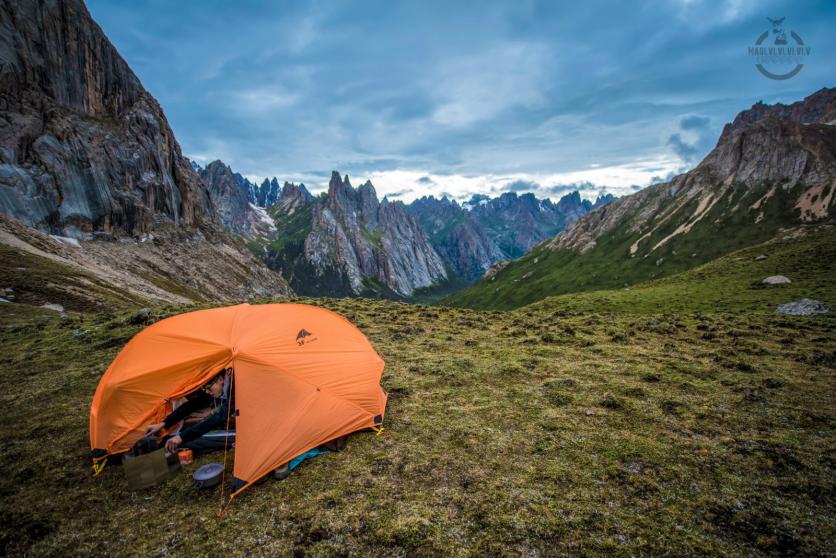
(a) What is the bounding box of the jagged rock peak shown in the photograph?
[282,181,312,200]
[198,160,253,235]
[359,180,377,196]
[594,193,617,207]
[205,160,231,173]
[718,87,836,144]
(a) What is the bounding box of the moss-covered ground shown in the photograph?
[0,231,834,556]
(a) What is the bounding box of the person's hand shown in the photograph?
[165,435,182,453]
[145,422,164,436]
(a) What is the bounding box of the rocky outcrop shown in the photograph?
[0,0,217,236]
[718,87,836,143]
[762,275,791,285]
[276,181,312,214]
[776,299,831,316]
[199,161,252,235]
[299,172,446,297]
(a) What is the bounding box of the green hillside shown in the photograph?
[446,177,834,310]
[1,228,834,555]
[523,226,835,316]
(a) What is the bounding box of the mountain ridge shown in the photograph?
[446,88,836,309]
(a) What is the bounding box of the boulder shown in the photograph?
[776,299,831,316]
[762,275,791,285]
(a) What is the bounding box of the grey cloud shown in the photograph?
[386,189,413,198]
[667,133,699,161]
[504,179,539,193]
[680,115,710,130]
[543,181,595,197]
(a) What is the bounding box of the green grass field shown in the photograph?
[0,229,834,556]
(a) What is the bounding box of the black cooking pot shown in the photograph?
[192,463,224,489]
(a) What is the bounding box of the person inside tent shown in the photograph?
[145,368,235,455]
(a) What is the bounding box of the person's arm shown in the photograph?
[178,396,231,444]
[147,391,212,435]
[162,391,212,428]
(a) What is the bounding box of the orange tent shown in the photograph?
[90,303,387,496]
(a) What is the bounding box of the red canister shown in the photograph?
[178,448,193,465]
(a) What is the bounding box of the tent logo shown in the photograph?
[296,328,317,346]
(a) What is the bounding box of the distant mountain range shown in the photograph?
[197,157,614,296]
[447,87,836,309]
[1,0,831,310]
[406,191,615,281]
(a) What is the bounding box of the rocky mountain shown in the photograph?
[406,196,502,282]
[254,172,446,297]
[470,191,594,257]
[233,172,258,205]
[256,177,282,208]
[0,0,291,307]
[447,88,836,309]
[406,190,613,281]
[199,161,252,235]
[0,0,217,236]
[276,180,313,214]
[198,160,276,238]
[197,156,612,289]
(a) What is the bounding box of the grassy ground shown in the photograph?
[1,235,834,556]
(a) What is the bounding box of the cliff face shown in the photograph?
[302,173,446,297]
[259,172,445,297]
[0,0,216,236]
[0,0,292,304]
[199,161,252,235]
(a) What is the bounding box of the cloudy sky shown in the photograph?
[87,0,834,203]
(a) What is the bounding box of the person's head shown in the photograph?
[201,369,228,398]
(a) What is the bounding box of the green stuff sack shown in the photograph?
[123,449,181,490]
